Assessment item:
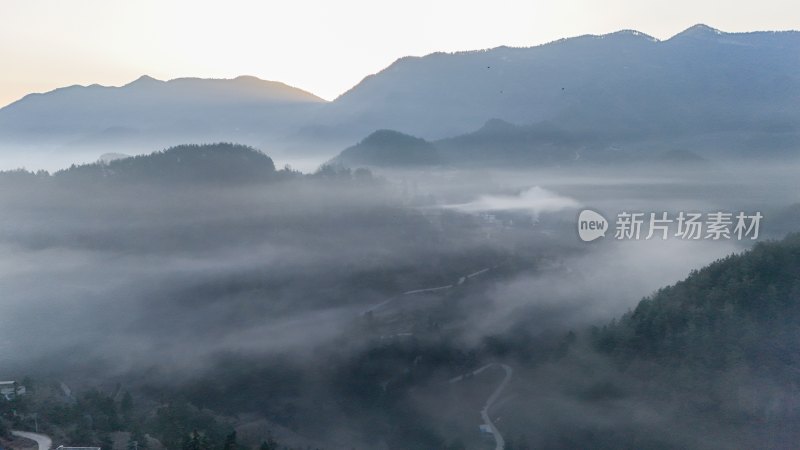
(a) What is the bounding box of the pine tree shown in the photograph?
[121,392,134,417]
[258,436,278,450]
[221,431,238,450]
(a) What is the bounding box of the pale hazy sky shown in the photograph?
[2,0,798,106]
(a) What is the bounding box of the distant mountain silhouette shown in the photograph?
[329,130,441,167]
[0,75,324,150]
[2,25,799,164]
[435,119,586,166]
[330,119,714,168]
[312,25,800,155]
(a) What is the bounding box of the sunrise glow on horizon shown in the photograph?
[3,0,799,107]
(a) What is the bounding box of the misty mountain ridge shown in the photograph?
[1,24,799,166]
[1,143,389,189]
[597,233,800,371]
[317,24,800,144]
[10,74,323,108]
[329,129,441,167]
[329,119,712,168]
[12,143,280,185]
[0,75,325,151]
[488,233,800,448]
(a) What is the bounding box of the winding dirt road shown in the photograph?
[11,431,52,450]
[449,363,513,450]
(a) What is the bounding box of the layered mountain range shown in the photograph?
[1,24,798,166]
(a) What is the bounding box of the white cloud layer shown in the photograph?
[442,186,580,216]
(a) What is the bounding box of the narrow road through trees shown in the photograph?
[449,363,513,450]
[11,431,52,450]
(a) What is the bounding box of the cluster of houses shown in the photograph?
[0,381,25,401]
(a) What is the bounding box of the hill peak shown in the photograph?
[233,75,263,83]
[604,29,659,42]
[362,129,424,144]
[57,143,278,184]
[332,129,440,168]
[126,74,163,87]
[670,24,724,40]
